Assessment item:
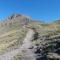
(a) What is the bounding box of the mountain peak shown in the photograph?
[7,14,22,20]
[54,20,60,24]
[0,14,31,27]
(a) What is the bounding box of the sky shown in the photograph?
[0,0,60,23]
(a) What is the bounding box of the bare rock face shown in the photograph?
[0,14,31,27]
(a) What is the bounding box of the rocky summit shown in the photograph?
[0,14,60,60]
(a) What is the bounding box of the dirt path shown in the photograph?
[0,29,36,60]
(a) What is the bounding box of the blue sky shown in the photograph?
[0,0,60,23]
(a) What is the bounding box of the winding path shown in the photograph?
[0,28,36,60]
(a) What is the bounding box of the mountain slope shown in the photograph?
[0,28,36,60]
[0,14,60,60]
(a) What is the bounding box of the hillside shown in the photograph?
[0,14,60,60]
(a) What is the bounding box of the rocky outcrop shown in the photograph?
[0,14,31,27]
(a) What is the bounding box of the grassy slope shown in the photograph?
[0,21,27,55]
[0,19,60,59]
[12,21,60,60]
